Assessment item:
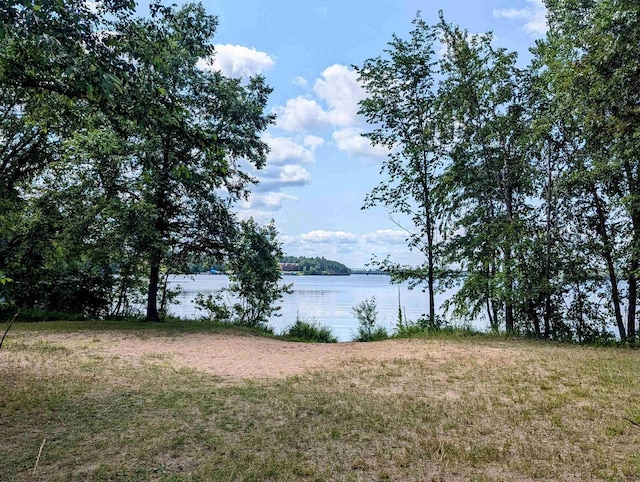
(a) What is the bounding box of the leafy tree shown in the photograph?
[355,14,445,325]
[352,297,388,342]
[437,16,532,333]
[0,0,136,299]
[114,2,274,321]
[0,1,276,323]
[0,0,133,101]
[226,219,292,328]
[534,0,640,342]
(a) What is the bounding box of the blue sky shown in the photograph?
[195,0,547,268]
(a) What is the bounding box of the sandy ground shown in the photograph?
[22,331,517,380]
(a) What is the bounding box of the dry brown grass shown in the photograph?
[1,323,639,481]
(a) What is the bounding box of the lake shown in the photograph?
[167,274,471,341]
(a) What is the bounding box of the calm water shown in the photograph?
[167,274,470,341]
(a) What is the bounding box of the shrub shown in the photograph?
[282,318,337,343]
[352,297,388,342]
[193,292,231,322]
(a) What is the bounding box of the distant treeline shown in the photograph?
[280,256,351,275]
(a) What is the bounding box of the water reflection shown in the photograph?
[169,274,464,342]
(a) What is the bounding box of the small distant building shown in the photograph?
[278,262,299,272]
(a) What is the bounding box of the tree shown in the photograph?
[534,0,640,342]
[114,2,274,321]
[0,0,135,310]
[226,219,292,328]
[0,1,276,322]
[437,15,532,333]
[356,14,445,325]
[0,0,133,101]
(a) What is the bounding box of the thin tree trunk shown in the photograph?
[159,270,169,315]
[146,137,171,323]
[590,186,626,341]
[529,300,541,337]
[627,260,637,345]
[623,160,639,345]
[503,157,514,334]
[146,255,161,322]
[544,143,554,338]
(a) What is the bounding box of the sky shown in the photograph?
[193,0,548,268]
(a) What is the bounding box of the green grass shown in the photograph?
[281,319,338,343]
[1,321,639,481]
[8,318,278,338]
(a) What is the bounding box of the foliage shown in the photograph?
[354,5,640,342]
[226,220,292,329]
[351,297,388,342]
[280,256,351,275]
[281,318,337,343]
[2,0,640,343]
[113,2,274,321]
[394,320,480,339]
[0,1,275,323]
[193,292,231,322]
[356,14,445,325]
[529,0,640,343]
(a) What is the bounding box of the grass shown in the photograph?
[281,319,338,343]
[7,318,279,338]
[1,321,640,481]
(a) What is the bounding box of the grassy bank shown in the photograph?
[1,322,639,481]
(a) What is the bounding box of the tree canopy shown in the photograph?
[358,1,639,343]
[0,0,282,324]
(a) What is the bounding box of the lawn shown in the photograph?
[1,321,639,481]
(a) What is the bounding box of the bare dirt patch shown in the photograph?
[24,331,521,379]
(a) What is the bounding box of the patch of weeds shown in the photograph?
[281,317,337,343]
[395,317,484,339]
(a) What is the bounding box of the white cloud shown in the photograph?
[198,44,275,81]
[364,230,408,245]
[493,0,548,36]
[300,230,358,244]
[264,133,324,165]
[304,135,324,149]
[278,164,311,184]
[332,127,388,159]
[281,229,424,267]
[255,164,311,192]
[313,64,364,127]
[275,64,364,133]
[275,97,329,132]
[241,192,298,211]
[293,76,308,87]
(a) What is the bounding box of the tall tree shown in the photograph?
[0,0,132,100]
[117,2,274,321]
[536,0,640,342]
[356,14,445,325]
[437,16,532,333]
[0,0,134,295]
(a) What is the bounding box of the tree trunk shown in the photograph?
[503,157,514,335]
[543,143,554,339]
[590,186,626,341]
[146,257,161,322]
[428,251,435,325]
[529,300,541,337]
[627,261,637,345]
